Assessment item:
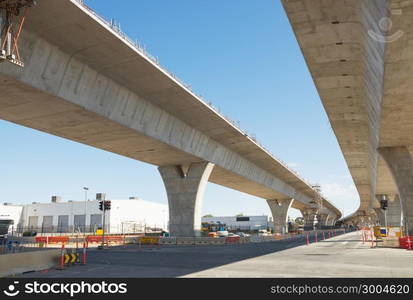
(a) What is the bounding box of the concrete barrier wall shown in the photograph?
[159,237,177,245]
[0,249,60,277]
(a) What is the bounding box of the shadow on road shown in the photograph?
[20,231,351,278]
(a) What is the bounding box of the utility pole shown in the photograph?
[83,187,89,233]
[380,195,388,236]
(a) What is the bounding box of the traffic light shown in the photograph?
[380,199,388,210]
[104,200,111,211]
[99,201,103,211]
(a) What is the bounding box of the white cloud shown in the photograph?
[319,181,360,216]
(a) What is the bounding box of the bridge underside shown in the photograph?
[282,0,413,233]
[0,0,342,236]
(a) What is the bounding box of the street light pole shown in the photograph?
[83,187,89,233]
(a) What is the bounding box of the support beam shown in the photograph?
[378,147,413,235]
[266,198,293,234]
[301,208,317,231]
[158,162,214,237]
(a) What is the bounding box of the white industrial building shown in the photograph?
[0,196,168,235]
[201,215,273,232]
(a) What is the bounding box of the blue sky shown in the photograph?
[0,0,359,219]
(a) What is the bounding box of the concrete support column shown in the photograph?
[388,195,403,227]
[266,198,294,234]
[317,213,328,229]
[301,208,317,231]
[378,147,413,235]
[326,214,336,228]
[158,162,215,237]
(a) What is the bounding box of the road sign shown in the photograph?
[64,253,79,264]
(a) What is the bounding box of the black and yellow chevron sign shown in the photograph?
[64,253,79,264]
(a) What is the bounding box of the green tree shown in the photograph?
[203,214,213,218]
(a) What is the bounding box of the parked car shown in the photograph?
[227,233,239,237]
[236,232,250,237]
[216,230,229,237]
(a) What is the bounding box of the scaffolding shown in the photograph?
[0,0,36,67]
[311,184,323,212]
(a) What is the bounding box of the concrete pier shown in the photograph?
[266,198,293,234]
[159,162,214,237]
[378,147,413,235]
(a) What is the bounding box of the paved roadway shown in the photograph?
[19,231,413,278]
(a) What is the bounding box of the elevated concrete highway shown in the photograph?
[0,0,341,236]
[282,0,413,233]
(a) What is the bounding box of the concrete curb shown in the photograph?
[0,249,60,277]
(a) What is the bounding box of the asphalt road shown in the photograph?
[19,230,413,278]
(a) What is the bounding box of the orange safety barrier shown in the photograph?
[139,237,160,245]
[399,236,413,250]
[35,236,69,244]
[86,235,123,243]
[35,237,47,243]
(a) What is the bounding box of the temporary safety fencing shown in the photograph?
[250,235,281,243]
[158,237,177,245]
[86,235,124,245]
[35,236,69,244]
[176,237,197,245]
[159,237,244,246]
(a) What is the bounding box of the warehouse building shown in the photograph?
[201,215,273,232]
[0,196,168,235]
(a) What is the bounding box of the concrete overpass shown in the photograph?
[0,0,341,236]
[282,0,412,234]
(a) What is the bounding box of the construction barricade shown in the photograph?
[176,237,196,246]
[35,236,69,245]
[195,237,214,245]
[399,236,413,250]
[210,238,226,245]
[86,235,123,247]
[139,237,160,245]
